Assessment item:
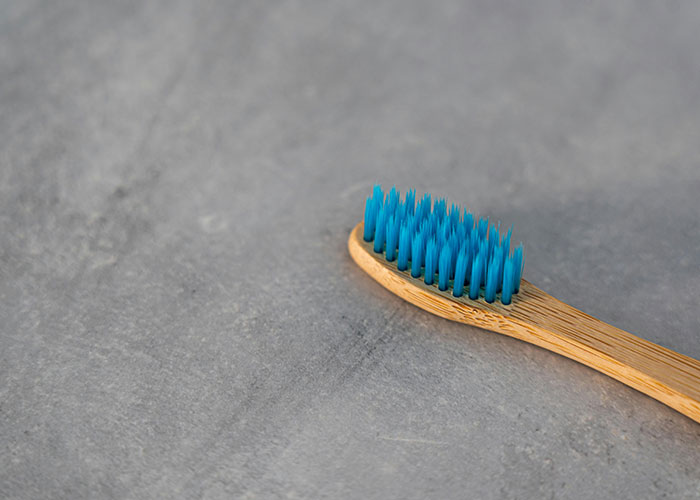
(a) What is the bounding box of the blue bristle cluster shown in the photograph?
[362,185,524,304]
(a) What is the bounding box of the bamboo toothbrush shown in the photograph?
[348,185,700,423]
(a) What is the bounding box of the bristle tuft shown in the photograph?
[411,233,423,278]
[397,223,410,271]
[438,245,452,291]
[425,238,438,285]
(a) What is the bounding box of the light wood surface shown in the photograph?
[348,222,700,424]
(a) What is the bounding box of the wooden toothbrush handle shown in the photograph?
[348,222,700,423]
[500,282,700,423]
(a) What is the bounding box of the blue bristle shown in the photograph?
[485,246,503,303]
[385,215,398,261]
[428,212,437,236]
[417,199,425,221]
[411,233,424,278]
[479,239,489,286]
[388,186,399,213]
[434,198,446,221]
[464,210,474,232]
[469,226,479,257]
[502,256,515,305]
[469,253,484,300]
[462,240,472,283]
[437,219,447,249]
[438,245,452,291]
[502,226,512,250]
[424,238,438,285]
[397,223,410,271]
[374,206,387,253]
[408,215,419,255]
[495,245,504,285]
[404,214,414,260]
[513,244,524,293]
[453,249,468,297]
[406,189,416,215]
[372,184,383,203]
[448,203,460,228]
[488,223,498,257]
[456,224,466,245]
[418,219,428,245]
[398,200,407,225]
[480,220,489,246]
[416,194,432,220]
[363,198,379,241]
[484,264,497,303]
[363,197,374,241]
[361,186,524,304]
[448,233,458,278]
[499,227,512,292]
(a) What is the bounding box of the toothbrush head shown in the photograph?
[362,185,524,305]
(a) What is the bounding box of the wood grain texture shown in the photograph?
[348,222,700,424]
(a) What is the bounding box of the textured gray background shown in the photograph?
[2,1,700,499]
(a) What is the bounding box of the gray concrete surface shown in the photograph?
[2,1,700,498]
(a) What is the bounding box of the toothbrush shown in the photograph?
[348,185,700,423]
